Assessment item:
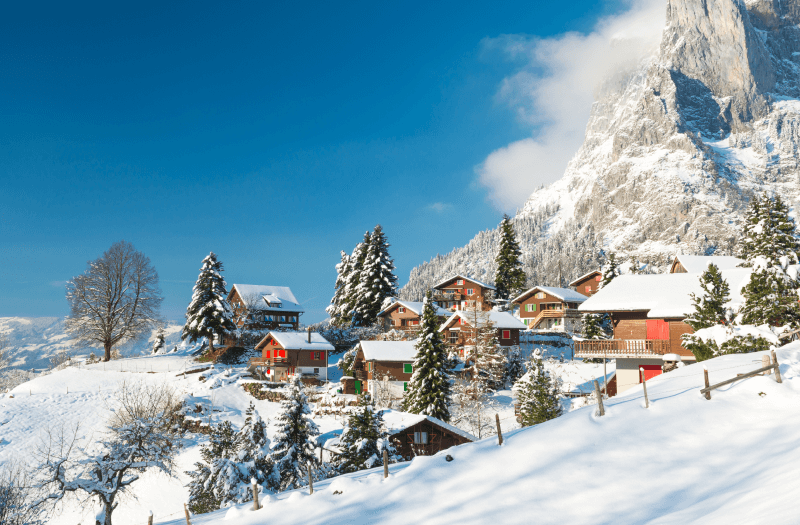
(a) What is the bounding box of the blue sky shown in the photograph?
[0,0,631,323]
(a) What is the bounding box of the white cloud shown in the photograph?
[427,202,454,213]
[477,0,666,211]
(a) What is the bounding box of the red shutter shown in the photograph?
[596,275,601,281]
[640,365,662,382]
[502,330,510,339]
[279,349,286,358]
[646,320,669,340]
[266,350,271,358]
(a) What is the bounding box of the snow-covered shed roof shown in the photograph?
[439,310,527,331]
[381,409,476,442]
[512,286,589,304]
[578,268,754,318]
[229,284,304,313]
[260,331,334,351]
[432,274,496,291]
[671,255,744,274]
[377,300,451,318]
[357,340,418,362]
[569,270,601,287]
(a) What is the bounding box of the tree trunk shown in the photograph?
[208,337,215,355]
[104,341,112,362]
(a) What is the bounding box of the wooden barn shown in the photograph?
[382,410,476,460]
[569,270,602,297]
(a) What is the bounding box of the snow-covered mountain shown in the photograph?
[0,317,184,371]
[402,0,800,299]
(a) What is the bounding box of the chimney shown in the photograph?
[307,326,312,344]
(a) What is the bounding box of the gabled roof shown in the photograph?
[381,409,476,442]
[439,310,526,331]
[512,286,589,305]
[377,300,451,318]
[671,255,744,273]
[569,270,601,287]
[257,331,334,351]
[229,284,304,313]
[357,340,418,362]
[432,274,496,291]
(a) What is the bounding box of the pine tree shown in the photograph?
[186,420,238,514]
[336,396,400,474]
[494,214,527,302]
[269,376,321,491]
[402,291,452,421]
[516,353,563,427]
[599,253,622,289]
[326,250,352,327]
[334,234,370,327]
[236,402,279,494]
[739,194,766,261]
[462,308,507,391]
[682,263,732,361]
[355,225,398,325]
[581,313,611,340]
[502,346,525,387]
[182,252,236,354]
[152,327,166,354]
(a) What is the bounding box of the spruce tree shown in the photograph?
[739,194,766,261]
[336,396,400,474]
[269,376,321,491]
[355,225,398,324]
[494,214,527,302]
[462,308,506,391]
[182,252,236,354]
[327,251,352,327]
[502,346,525,387]
[236,402,279,494]
[599,253,622,289]
[581,313,611,340]
[341,235,370,326]
[186,420,238,514]
[516,353,563,427]
[682,264,732,361]
[401,291,452,421]
[152,327,166,354]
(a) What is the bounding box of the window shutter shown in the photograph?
[596,275,601,281]
[403,382,408,391]
[404,363,413,374]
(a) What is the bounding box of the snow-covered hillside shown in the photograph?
[0,317,184,371]
[402,0,800,298]
[156,345,800,525]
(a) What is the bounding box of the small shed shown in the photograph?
[382,410,476,460]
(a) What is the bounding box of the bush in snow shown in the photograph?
[494,214,527,303]
[0,462,41,525]
[152,327,166,354]
[182,252,236,355]
[516,352,563,427]
[335,396,400,474]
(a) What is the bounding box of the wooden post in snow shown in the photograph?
[640,368,650,408]
[495,413,503,446]
[183,503,191,525]
[772,350,782,384]
[762,354,772,375]
[148,511,153,525]
[251,478,260,510]
[703,366,711,400]
[383,448,389,479]
[603,350,607,396]
[307,465,314,495]
[593,380,605,416]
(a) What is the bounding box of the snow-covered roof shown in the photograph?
[432,274,496,291]
[381,409,476,442]
[439,310,527,331]
[578,268,754,318]
[568,270,601,286]
[229,284,304,313]
[357,340,418,362]
[377,300,451,318]
[512,286,589,304]
[672,255,744,273]
[262,331,334,351]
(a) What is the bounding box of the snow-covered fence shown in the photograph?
[700,350,782,399]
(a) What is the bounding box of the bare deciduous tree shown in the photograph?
[65,241,163,361]
[0,461,42,525]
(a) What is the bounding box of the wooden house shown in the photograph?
[228,284,304,331]
[250,329,333,385]
[376,300,452,332]
[342,340,417,397]
[439,310,526,357]
[669,254,743,274]
[431,275,496,312]
[382,410,475,460]
[569,270,602,297]
[511,286,587,332]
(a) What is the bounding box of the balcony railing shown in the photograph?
[574,339,671,358]
[248,357,289,367]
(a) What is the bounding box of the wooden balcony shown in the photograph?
[248,357,289,367]
[574,339,671,358]
[432,293,462,302]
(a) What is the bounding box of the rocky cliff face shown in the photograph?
[401,0,800,299]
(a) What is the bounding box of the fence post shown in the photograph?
[495,413,503,445]
[762,354,772,375]
[183,503,192,525]
[307,465,314,495]
[593,380,605,416]
[148,511,153,525]
[251,478,260,510]
[640,368,650,408]
[771,350,782,384]
[702,366,711,400]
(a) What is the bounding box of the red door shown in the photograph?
[646,320,669,340]
[640,364,662,382]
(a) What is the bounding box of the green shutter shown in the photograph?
[404,363,413,374]
[403,382,408,391]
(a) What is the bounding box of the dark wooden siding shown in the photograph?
[612,312,648,340]
[668,319,694,356]
[571,271,602,296]
[390,419,471,460]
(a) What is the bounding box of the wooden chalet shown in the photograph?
[376,300,452,332]
[569,270,602,297]
[382,410,476,460]
[250,329,333,385]
[431,274,496,312]
[228,284,304,331]
[439,310,526,357]
[342,340,417,397]
[511,286,587,332]
[669,254,743,274]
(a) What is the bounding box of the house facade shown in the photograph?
[376,300,452,332]
[439,310,526,357]
[228,284,304,331]
[569,270,602,297]
[382,410,475,460]
[431,275,496,312]
[511,286,587,332]
[344,340,417,397]
[250,330,333,384]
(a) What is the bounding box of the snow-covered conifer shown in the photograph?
[462,308,506,391]
[502,346,525,387]
[516,353,563,427]
[152,327,166,354]
[599,253,622,289]
[327,251,352,327]
[494,215,526,302]
[186,420,238,514]
[182,252,236,354]
[355,225,398,324]
[402,291,451,421]
[269,376,321,491]
[236,402,279,495]
[335,397,399,474]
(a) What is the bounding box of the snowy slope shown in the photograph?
[153,345,800,525]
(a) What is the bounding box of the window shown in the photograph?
[449,332,458,344]
[266,350,272,358]
[525,304,536,312]
[314,351,321,360]
[502,330,510,339]
[586,285,591,292]
[524,319,529,326]
[398,307,406,313]
[278,349,286,358]
[457,279,464,285]
[271,339,278,346]
[314,368,319,374]
[535,292,545,299]
[596,275,602,281]
[413,431,428,444]
[403,363,413,374]
[467,288,474,295]
[368,362,372,372]
[411,320,419,325]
